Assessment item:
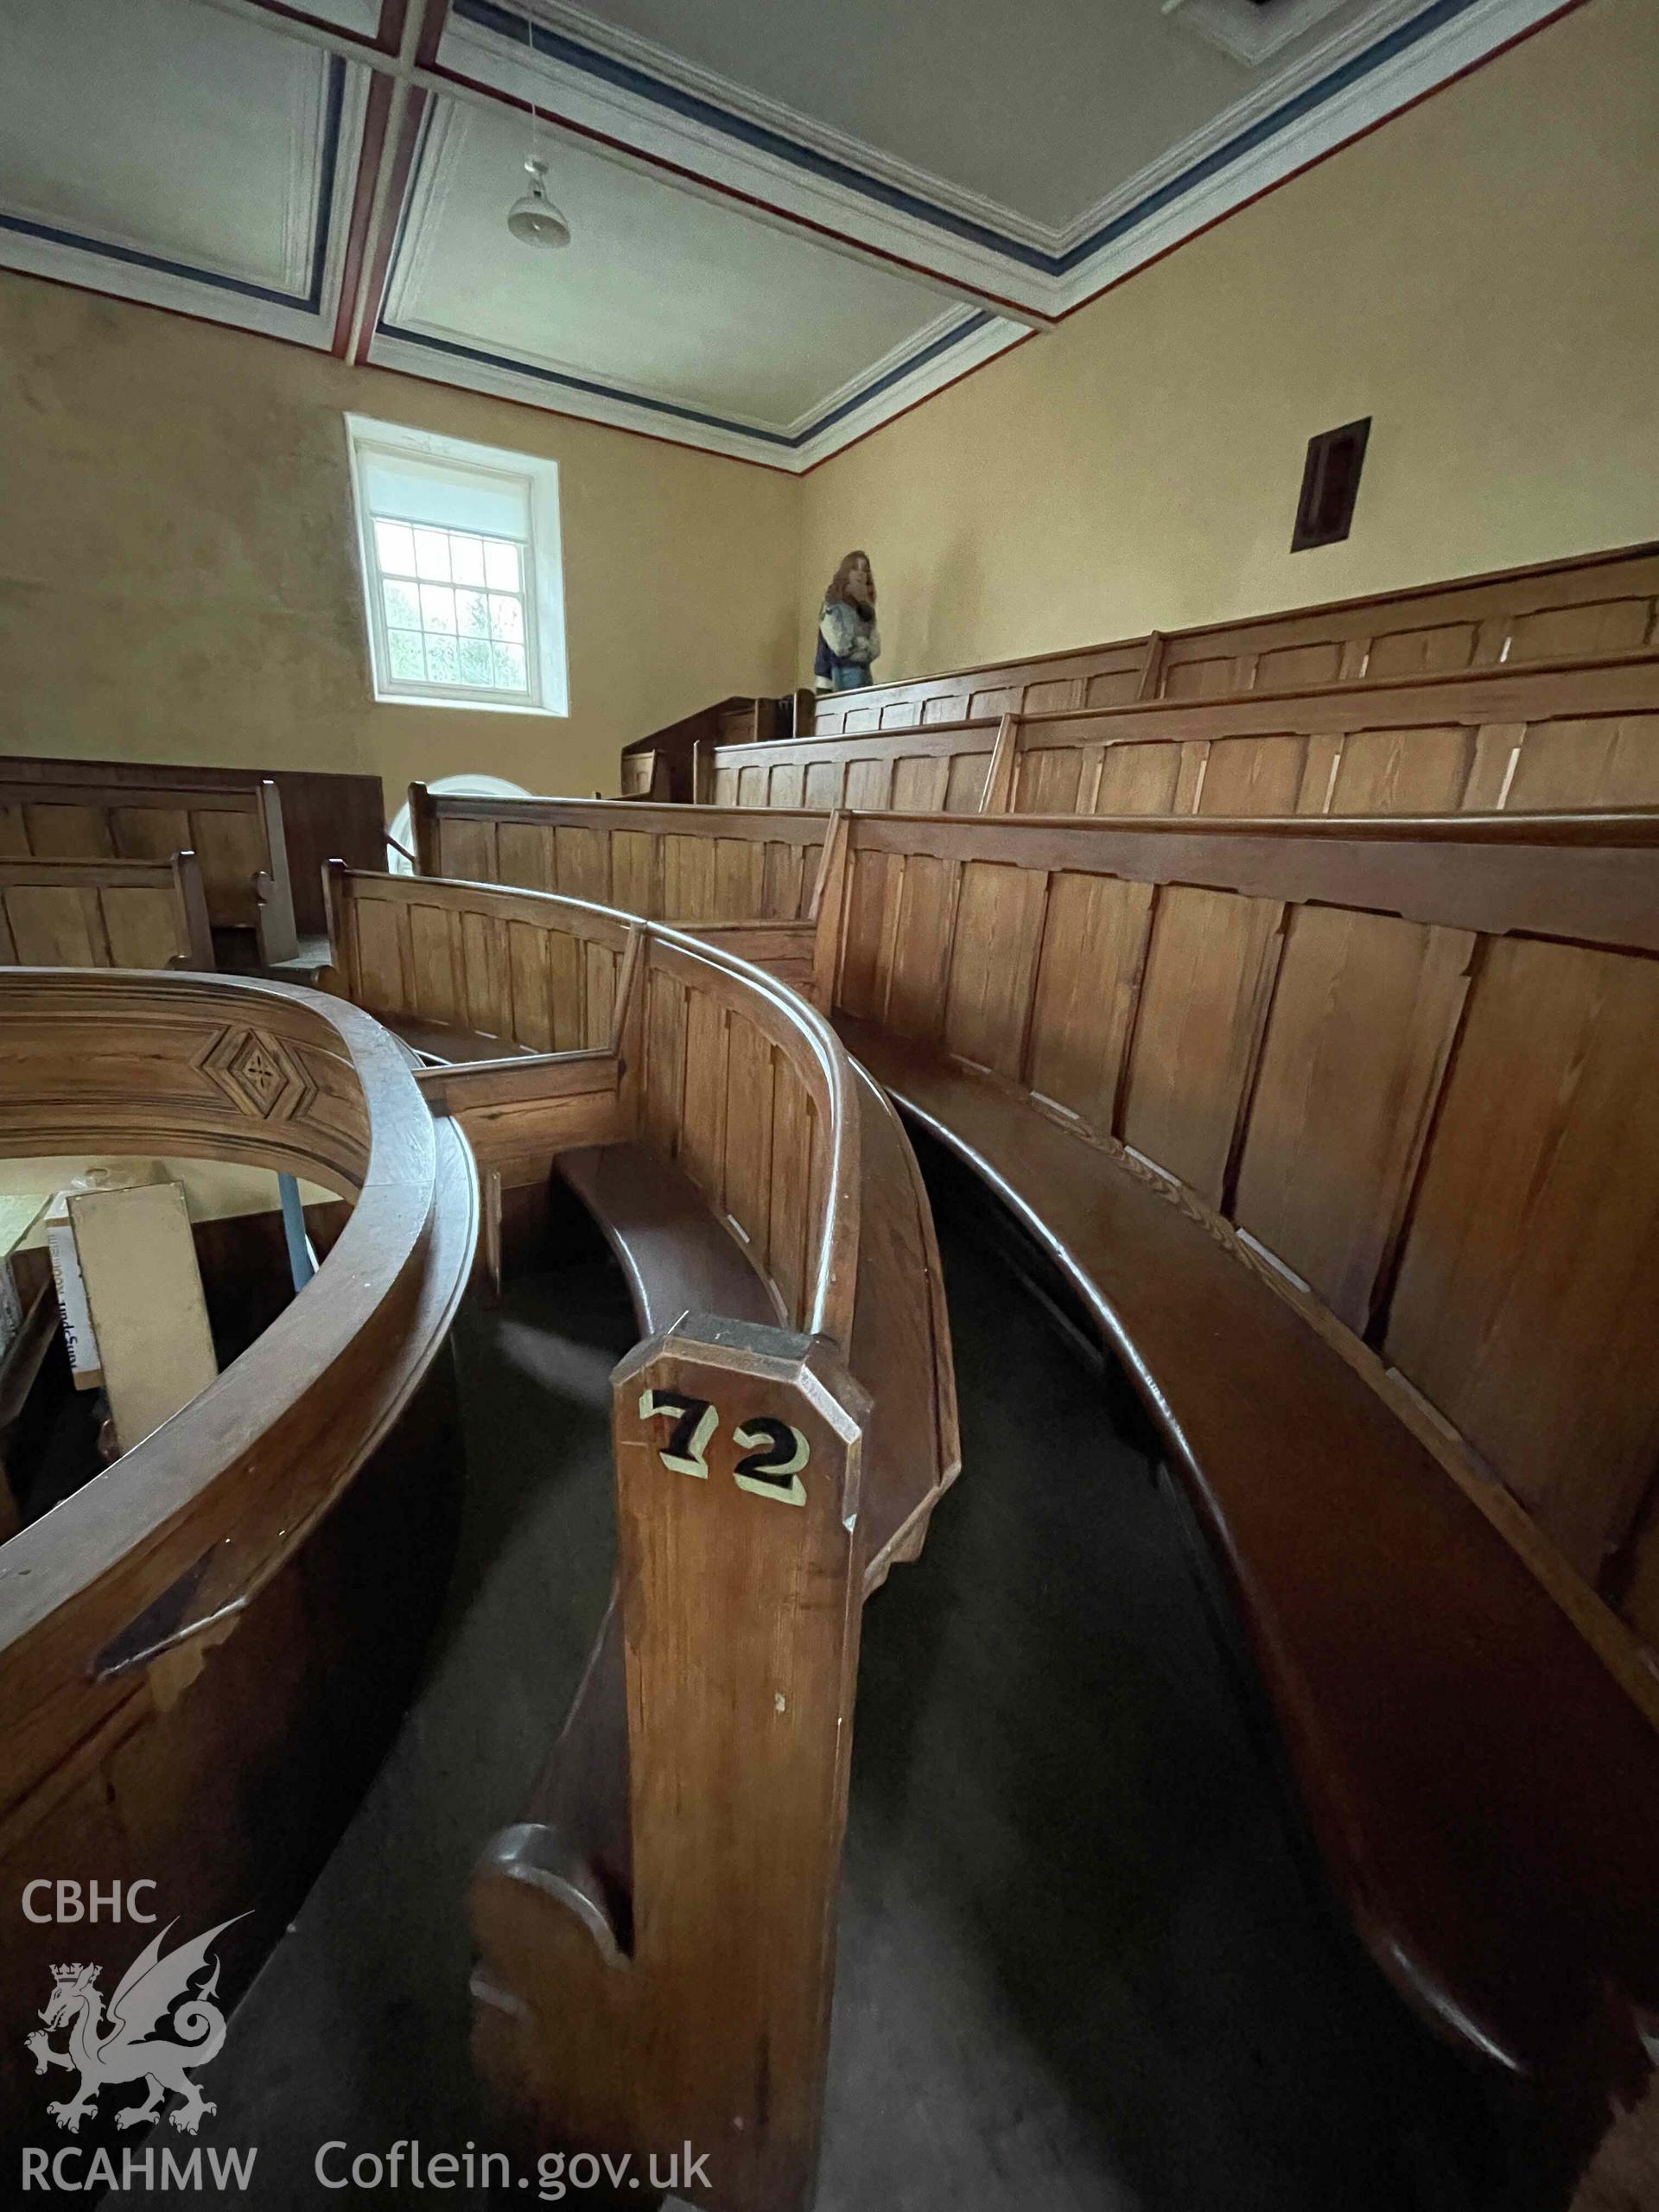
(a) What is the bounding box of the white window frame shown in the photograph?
[345,414,569,717]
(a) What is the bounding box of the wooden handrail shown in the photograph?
[0,965,478,2145]
[703,649,1659,819]
[325,865,861,1344]
[804,537,1659,735]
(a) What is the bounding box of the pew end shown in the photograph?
[472,1315,872,2212]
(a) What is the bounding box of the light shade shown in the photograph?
[507,158,570,251]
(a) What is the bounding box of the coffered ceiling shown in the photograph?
[0,0,1573,468]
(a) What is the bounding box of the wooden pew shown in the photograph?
[815,803,1659,2188]
[705,651,1659,818]
[409,783,827,960]
[319,862,958,2210]
[0,755,385,937]
[532,794,1659,2186]
[620,691,812,802]
[0,967,476,2155]
[809,537,1659,734]
[336,853,819,1031]
[0,850,214,970]
[0,764,300,963]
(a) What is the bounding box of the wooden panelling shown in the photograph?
[0,854,213,975]
[1231,908,1473,1329]
[1027,872,1155,1134]
[803,546,1659,745]
[812,808,1659,1653]
[704,728,997,817]
[889,753,950,812]
[884,854,958,1043]
[709,649,1659,828]
[1012,744,1086,816]
[1500,714,1659,810]
[1091,740,1185,814]
[498,819,555,893]
[1325,724,1473,813]
[1384,936,1659,1582]
[837,849,902,1023]
[0,767,297,959]
[941,862,1048,1080]
[419,791,825,926]
[0,969,474,2153]
[1119,886,1283,1205]
[1194,734,1307,816]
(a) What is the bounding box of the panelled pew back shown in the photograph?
[409,784,827,991]
[0,764,299,963]
[496,797,1659,2162]
[808,538,1659,735]
[0,851,214,970]
[619,690,812,802]
[826,808,1659,1653]
[321,865,957,2210]
[0,969,476,2152]
[706,652,1659,819]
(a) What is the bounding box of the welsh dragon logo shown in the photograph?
[26,1916,245,2137]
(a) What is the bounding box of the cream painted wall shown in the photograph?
[1,0,1651,791]
[799,0,1659,682]
[0,273,800,809]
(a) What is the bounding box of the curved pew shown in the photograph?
[318,863,958,2209]
[0,968,478,2148]
[822,804,1659,2189]
[0,764,299,963]
[705,650,1659,818]
[0,849,214,970]
[502,798,1659,2189]
[809,537,1659,735]
[404,786,828,991]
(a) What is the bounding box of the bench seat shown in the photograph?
[837,1013,1659,2110]
[560,1142,781,1335]
[384,1015,541,1065]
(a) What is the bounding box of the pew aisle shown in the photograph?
[109,1202,1490,2212]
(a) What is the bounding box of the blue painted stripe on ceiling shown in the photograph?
[455,0,1499,282]
[0,53,349,313]
[378,322,803,443]
[1056,0,1496,274]
[802,311,995,441]
[380,99,996,451]
[378,310,995,451]
[451,0,1055,268]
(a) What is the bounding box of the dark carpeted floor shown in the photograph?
[107,1195,1485,2212]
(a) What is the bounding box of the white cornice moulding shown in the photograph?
[1045,0,1577,315]
[439,0,1573,323]
[521,0,1059,254]
[366,308,1027,471]
[433,6,1059,322]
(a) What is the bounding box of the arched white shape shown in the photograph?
[386,773,533,874]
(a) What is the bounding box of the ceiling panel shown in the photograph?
[545,0,1390,232]
[0,0,342,297]
[385,99,957,430]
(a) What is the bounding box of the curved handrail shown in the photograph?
[0,967,479,1817]
[325,868,860,1345]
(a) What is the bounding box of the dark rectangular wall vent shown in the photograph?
[1292,416,1370,551]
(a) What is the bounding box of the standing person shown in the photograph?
[815,550,880,692]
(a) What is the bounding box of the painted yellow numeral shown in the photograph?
[732,1418,810,1506]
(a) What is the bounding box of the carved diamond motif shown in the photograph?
[197,1024,315,1122]
[232,1038,285,1112]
